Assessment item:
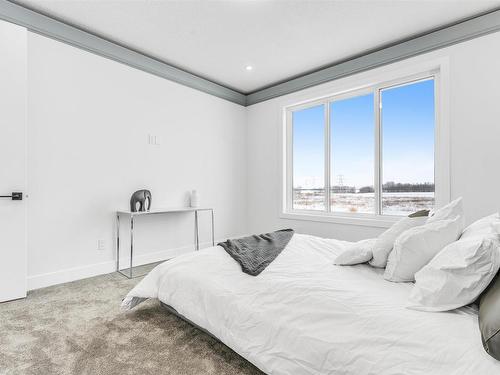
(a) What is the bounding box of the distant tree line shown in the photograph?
[358,182,434,193]
[383,182,435,192]
[331,185,356,194]
[295,182,434,193]
[359,186,375,193]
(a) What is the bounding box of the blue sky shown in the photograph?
[293,79,435,189]
[330,93,374,188]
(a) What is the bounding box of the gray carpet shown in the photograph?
[0,264,263,375]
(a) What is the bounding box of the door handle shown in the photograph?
[0,192,22,200]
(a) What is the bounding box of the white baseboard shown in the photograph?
[28,260,116,291]
[27,240,219,291]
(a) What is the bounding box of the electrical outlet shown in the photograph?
[97,239,106,251]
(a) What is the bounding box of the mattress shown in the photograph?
[122,233,500,374]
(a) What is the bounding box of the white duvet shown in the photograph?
[122,234,500,375]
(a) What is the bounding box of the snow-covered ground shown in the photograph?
[293,191,434,216]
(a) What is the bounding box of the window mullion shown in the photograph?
[286,109,293,213]
[324,102,331,213]
[374,89,382,215]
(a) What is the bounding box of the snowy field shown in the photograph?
[293,191,434,216]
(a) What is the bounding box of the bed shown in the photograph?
[122,233,500,374]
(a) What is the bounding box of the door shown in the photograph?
[0,20,27,302]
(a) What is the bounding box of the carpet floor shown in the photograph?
[0,264,263,375]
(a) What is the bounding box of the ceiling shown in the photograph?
[13,0,500,94]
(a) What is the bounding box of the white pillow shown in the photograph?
[384,216,463,282]
[369,216,427,268]
[407,234,500,311]
[461,213,500,240]
[427,197,464,225]
[334,239,375,265]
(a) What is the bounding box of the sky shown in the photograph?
[293,78,435,189]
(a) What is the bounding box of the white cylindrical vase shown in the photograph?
[190,190,200,207]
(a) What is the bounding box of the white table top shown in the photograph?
[117,207,213,215]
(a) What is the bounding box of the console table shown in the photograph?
[116,207,214,278]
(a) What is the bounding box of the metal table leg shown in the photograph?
[129,215,134,278]
[195,210,199,250]
[116,213,120,272]
[211,209,215,246]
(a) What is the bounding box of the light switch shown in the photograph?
[148,134,161,146]
[97,239,105,251]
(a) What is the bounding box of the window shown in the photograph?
[286,74,437,218]
[381,79,435,215]
[330,93,374,214]
[292,104,325,210]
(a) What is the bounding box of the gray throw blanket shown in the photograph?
[218,229,294,276]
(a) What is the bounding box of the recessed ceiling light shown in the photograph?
[245,65,253,71]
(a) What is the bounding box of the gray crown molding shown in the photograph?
[2,1,500,107]
[0,0,247,106]
[246,8,500,106]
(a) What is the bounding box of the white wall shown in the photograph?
[246,31,500,241]
[27,33,247,289]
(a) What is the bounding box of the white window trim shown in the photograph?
[280,58,450,228]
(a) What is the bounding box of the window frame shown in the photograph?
[282,66,448,228]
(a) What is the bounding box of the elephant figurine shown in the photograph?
[130,189,152,212]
